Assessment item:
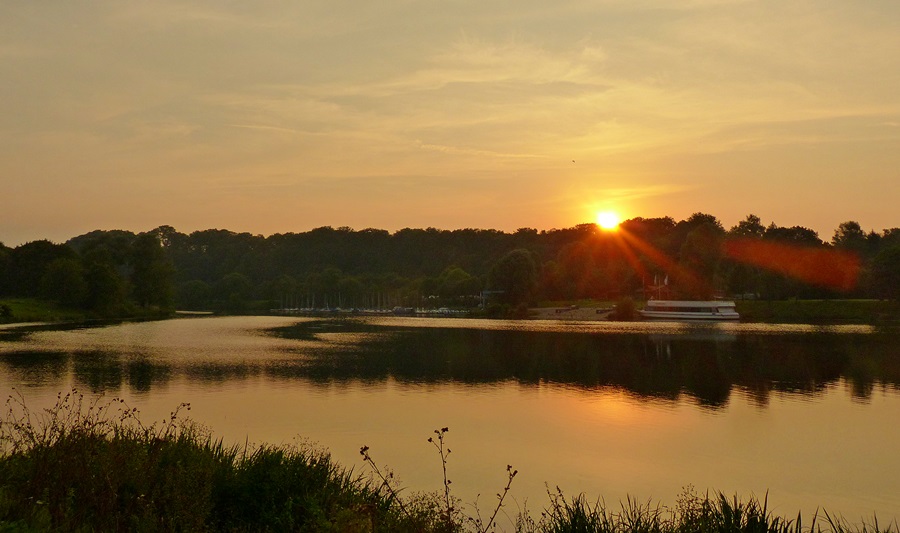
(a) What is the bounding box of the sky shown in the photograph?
[2,0,899,246]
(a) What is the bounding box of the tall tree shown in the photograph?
[871,245,900,300]
[130,233,175,310]
[729,214,766,238]
[83,257,127,316]
[40,257,88,307]
[677,222,725,299]
[832,221,868,255]
[176,280,212,311]
[488,249,537,305]
[215,272,253,313]
[0,243,10,295]
[8,240,75,298]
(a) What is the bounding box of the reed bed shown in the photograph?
[521,488,896,533]
[1,391,896,532]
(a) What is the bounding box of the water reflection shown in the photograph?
[1,351,69,388]
[268,320,900,408]
[2,318,897,408]
[3,316,898,520]
[184,363,263,384]
[126,360,172,393]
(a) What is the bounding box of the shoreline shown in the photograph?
[2,299,898,327]
[528,306,614,321]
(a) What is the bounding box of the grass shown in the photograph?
[734,299,900,325]
[0,298,87,324]
[1,391,897,532]
[0,298,176,327]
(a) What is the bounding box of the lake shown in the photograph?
[1,315,899,523]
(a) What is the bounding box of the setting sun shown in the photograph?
[596,211,620,230]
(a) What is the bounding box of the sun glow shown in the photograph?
[596,211,620,230]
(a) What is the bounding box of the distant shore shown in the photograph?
[3,297,898,327]
[530,299,900,325]
[529,306,614,321]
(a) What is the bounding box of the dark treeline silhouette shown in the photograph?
[1,214,899,316]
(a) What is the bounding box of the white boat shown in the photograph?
[639,299,740,321]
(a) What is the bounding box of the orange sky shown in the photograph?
[2,1,898,246]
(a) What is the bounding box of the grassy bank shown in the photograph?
[1,393,896,532]
[734,299,900,325]
[0,298,87,324]
[0,298,176,326]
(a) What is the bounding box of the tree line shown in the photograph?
[1,214,898,317]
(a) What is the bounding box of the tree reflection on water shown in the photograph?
[268,321,899,408]
[3,319,898,409]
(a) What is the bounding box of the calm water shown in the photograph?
[1,316,899,522]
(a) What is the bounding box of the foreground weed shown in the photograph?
[3,390,896,532]
[0,389,416,531]
[362,427,517,533]
[0,388,190,454]
[524,485,898,533]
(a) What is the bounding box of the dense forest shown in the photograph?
[1,213,899,318]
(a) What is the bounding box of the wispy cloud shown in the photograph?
[1,0,898,244]
[229,124,303,136]
[601,185,696,202]
[415,140,546,159]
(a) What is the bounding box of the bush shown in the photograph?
[0,391,415,532]
[609,297,638,321]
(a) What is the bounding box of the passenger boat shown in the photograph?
[639,299,740,321]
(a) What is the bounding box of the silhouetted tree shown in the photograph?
[764,224,822,246]
[176,280,212,311]
[130,233,175,310]
[723,214,767,297]
[729,214,766,239]
[7,214,895,318]
[264,275,299,309]
[67,229,137,266]
[0,243,11,295]
[677,222,725,299]
[489,249,537,305]
[216,272,253,313]
[84,259,127,316]
[832,221,868,255]
[871,245,900,300]
[757,225,828,299]
[40,258,88,307]
[7,240,76,298]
